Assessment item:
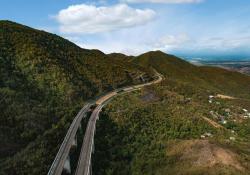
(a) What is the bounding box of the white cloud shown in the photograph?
[55,3,156,34]
[153,33,191,50]
[64,31,250,56]
[66,33,152,55]
[64,32,192,55]
[123,0,203,4]
[78,42,149,55]
[192,36,250,51]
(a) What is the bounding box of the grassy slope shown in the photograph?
[0,21,151,175]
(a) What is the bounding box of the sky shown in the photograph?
[1,0,250,59]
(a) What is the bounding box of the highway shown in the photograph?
[48,103,92,175]
[75,71,163,175]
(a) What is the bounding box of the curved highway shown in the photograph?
[48,104,92,175]
[75,71,163,175]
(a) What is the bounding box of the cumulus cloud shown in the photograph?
[123,0,203,4]
[55,3,156,34]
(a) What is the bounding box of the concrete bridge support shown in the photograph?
[72,135,77,147]
[92,137,94,153]
[89,162,92,175]
[63,155,71,174]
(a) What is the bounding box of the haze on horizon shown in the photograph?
[1,0,250,59]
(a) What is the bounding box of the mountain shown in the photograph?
[134,51,250,99]
[93,51,250,175]
[0,20,152,174]
[1,21,250,175]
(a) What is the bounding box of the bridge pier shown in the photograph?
[89,162,92,175]
[92,138,94,153]
[79,122,82,131]
[63,155,71,174]
[72,135,77,147]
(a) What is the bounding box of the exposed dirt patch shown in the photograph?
[216,94,236,99]
[167,140,244,171]
[202,116,224,129]
[213,146,244,171]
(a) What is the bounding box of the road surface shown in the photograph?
[75,71,163,175]
[48,104,92,175]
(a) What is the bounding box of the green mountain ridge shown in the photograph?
[92,52,250,175]
[135,50,250,98]
[0,20,151,174]
[0,20,250,175]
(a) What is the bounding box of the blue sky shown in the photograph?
[1,0,250,59]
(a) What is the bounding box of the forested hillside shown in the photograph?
[92,51,250,175]
[0,20,151,174]
[1,20,250,175]
[134,51,250,99]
